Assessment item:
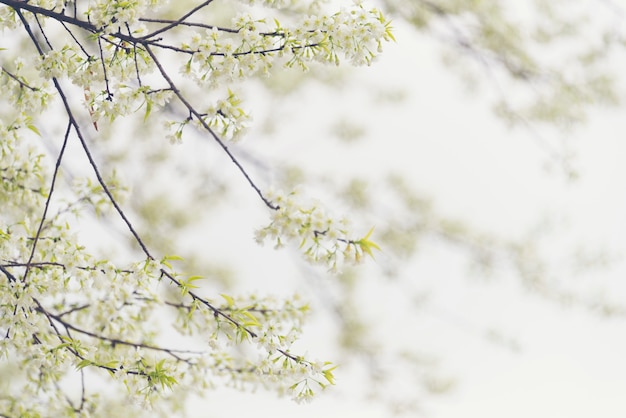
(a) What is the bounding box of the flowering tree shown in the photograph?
[0,0,393,416]
[2,0,625,416]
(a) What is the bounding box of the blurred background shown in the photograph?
[161,1,626,416]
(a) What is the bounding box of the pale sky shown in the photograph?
[186,14,626,418]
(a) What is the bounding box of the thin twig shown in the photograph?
[139,17,239,34]
[144,44,279,210]
[141,0,215,40]
[21,121,71,284]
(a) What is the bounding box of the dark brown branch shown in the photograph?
[1,0,98,33]
[0,265,18,283]
[277,348,302,363]
[0,66,39,91]
[159,269,258,338]
[32,298,143,376]
[75,112,153,258]
[41,306,205,359]
[143,44,279,211]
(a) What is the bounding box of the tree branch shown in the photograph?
[1,0,98,33]
[143,44,280,211]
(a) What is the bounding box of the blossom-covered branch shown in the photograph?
[0,0,392,415]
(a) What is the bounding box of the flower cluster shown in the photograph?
[283,4,395,67]
[86,0,163,32]
[182,4,393,85]
[203,89,251,141]
[255,190,380,270]
[256,352,337,404]
[181,23,276,86]
[163,88,249,143]
[35,40,171,126]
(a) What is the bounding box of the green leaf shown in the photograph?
[187,275,203,283]
[242,311,261,327]
[76,359,93,370]
[52,342,71,352]
[103,360,118,369]
[220,293,235,307]
[27,124,41,137]
[144,99,152,122]
[355,227,382,259]
[322,364,338,385]
[161,254,183,268]
[180,276,202,296]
